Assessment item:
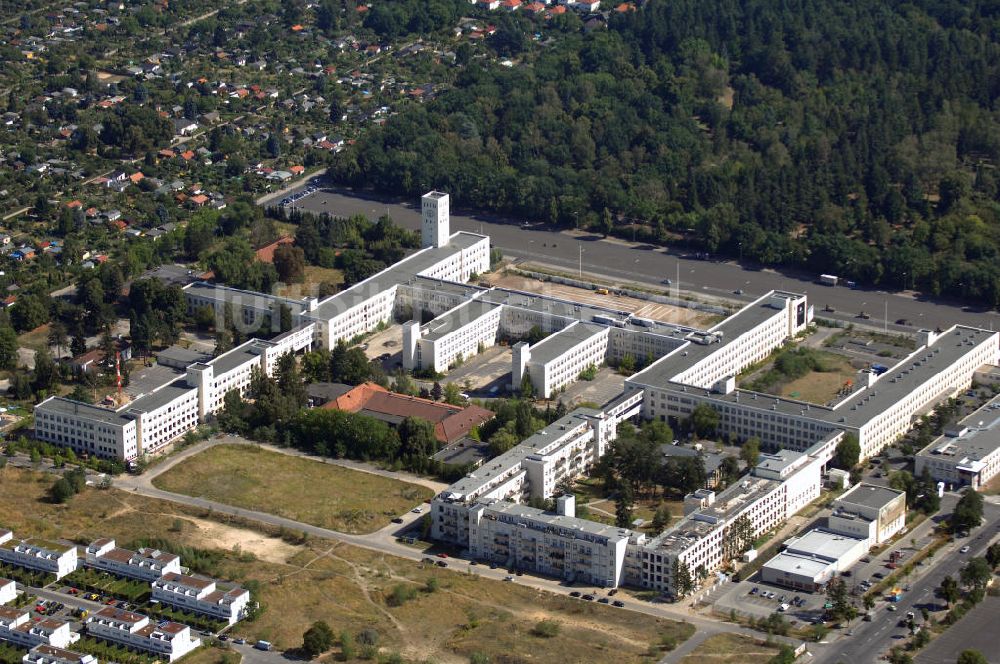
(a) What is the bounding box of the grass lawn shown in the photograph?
[273,265,343,298]
[678,633,781,664]
[17,325,50,353]
[0,467,692,663]
[152,444,432,534]
[775,351,856,404]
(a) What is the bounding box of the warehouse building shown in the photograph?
[760,529,869,592]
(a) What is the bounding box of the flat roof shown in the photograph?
[834,326,997,427]
[126,378,196,414]
[917,394,1000,466]
[483,500,631,542]
[184,281,309,316]
[528,322,607,365]
[156,346,212,366]
[441,408,600,499]
[36,396,130,427]
[763,551,833,578]
[629,292,799,389]
[785,529,867,562]
[835,483,904,512]
[421,299,499,342]
[308,232,486,321]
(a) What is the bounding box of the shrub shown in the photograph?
[531,620,560,638]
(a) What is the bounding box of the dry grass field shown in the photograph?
[152,444,432,534]
[0,467,693,663]
[678,633,781,664]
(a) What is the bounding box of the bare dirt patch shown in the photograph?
[488,271,716,327]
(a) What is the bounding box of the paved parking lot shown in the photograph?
[435,345,512,397]
[556,366,626,408]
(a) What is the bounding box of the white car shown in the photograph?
[411,507,423,514]
[960,545,970,554]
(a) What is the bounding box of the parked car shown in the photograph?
[960,545,971,554]
[569,591,581,598]
[582,594,596,601]
[598,597,610,604]
[612,600,625,608]
[391,517,404,524]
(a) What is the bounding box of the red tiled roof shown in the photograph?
[321,383,494,443]
[254,235,294,263]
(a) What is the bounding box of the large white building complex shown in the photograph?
[433,282,999,595]
[27,190,1000,599]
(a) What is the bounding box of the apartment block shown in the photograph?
[432,407,617,545]
[468,501,635,587]
[23,645,96,664]
[85,539,181,582]
[0,608,73,650]
[86,607,200,662]
[150,573,250,626]
[0,532,77,580]
[0,579,17,605]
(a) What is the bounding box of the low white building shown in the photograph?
[827,483,906,546]
[150,573,250,626]
[0,608,73,649]
[0,532,78,580]
[85,539,181,582]
[23,644,96,664]
[403,299,502,373]
[0,579,16,605]
[86,607,200,662]
[513,322,609,398]
[915,398,1000,490]
[760,529,869,592]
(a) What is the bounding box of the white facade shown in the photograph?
[827,484,906,546]
[521,323,609,398]
[422,191,450,249]
[0,579,17,605]
[0,532,77,580]
[408,300,502,373]
[150,573,250,626]
[468,502,634,587]
[84,539,181,582]
[23,645,95,664]
[0,609,73,650]
[760,529,869,592]
[86,608,200,662]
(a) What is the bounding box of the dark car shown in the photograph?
[612,600,625,608]
[391,517,404,524]
[436,560,448,568]
[873,572,885,579]
[598,597,610,604]
[582,594,596,601]
[569,591,581,598]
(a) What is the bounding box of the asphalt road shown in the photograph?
[282,183,1000,333]
[815,501,1000,664]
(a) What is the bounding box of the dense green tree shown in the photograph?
[957,651,989,664]
[0,326,18,369]
[953,489,984,532]
[690,404,720,438]
[301,621,335,659]
[740,437,760,469]
[834,433,861,470]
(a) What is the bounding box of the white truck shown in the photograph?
[819,274,839,286]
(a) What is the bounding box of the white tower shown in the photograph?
[421,191,450,249]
